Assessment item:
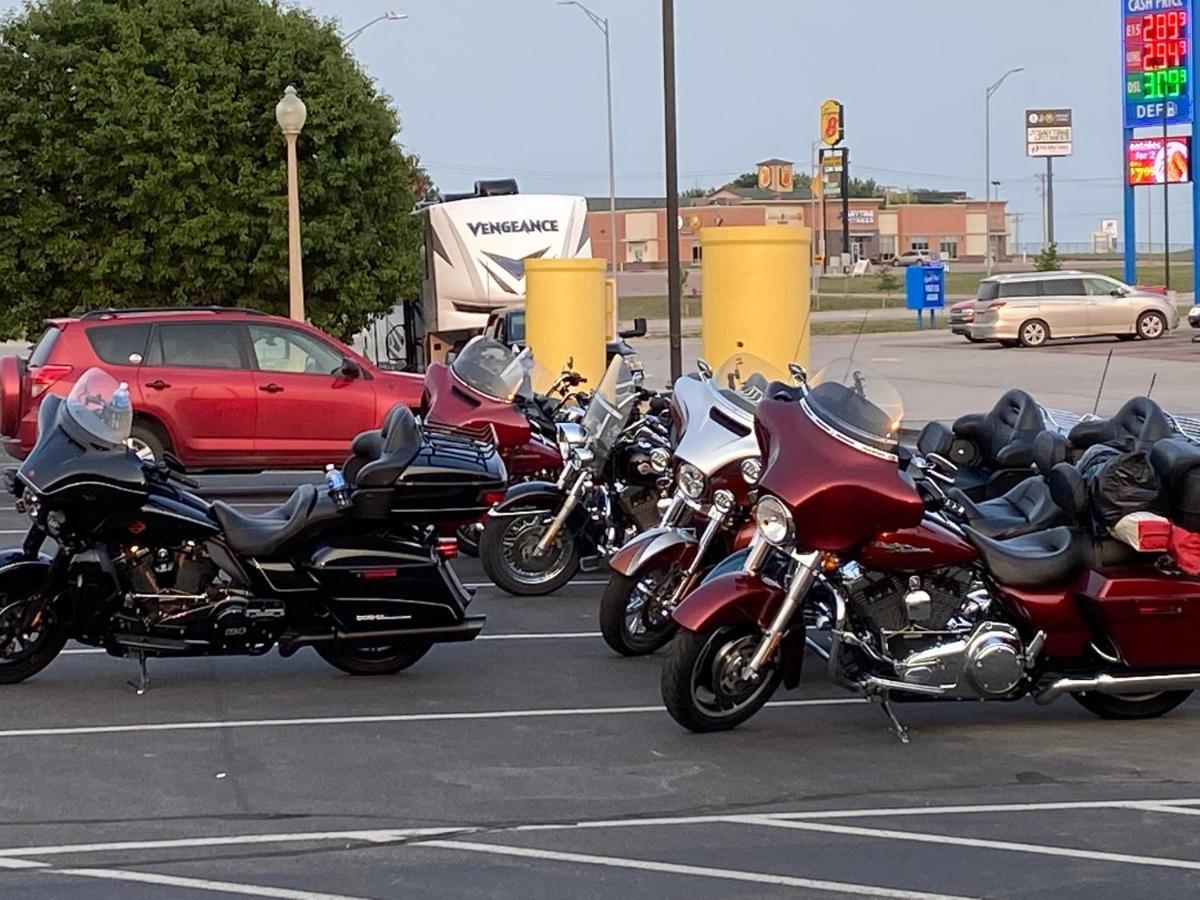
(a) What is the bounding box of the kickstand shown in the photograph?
[880,697,910,744]
[127,652,151,696]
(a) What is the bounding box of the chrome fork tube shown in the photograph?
[741,533,770,574]
[535,469,589,555]
[664,507,725,608]
[745,550,819,677]
[659,492,687,528]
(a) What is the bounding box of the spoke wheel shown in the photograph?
[1019,319,1049,348]
[661,625,781,732]
[1137,311,1166,340]
[480,514,580,596]
[0,591,69,685]
[599,569,681,656]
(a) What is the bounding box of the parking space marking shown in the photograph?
[464,580,607,588]
[56,632,603,656]
[49,868,377,900]
[0,858,46,869]
[0,697,862,739]
[737,817,1200,874]
[418,839,973,899]
[1135,803,1200,817]
[0,530,25,535]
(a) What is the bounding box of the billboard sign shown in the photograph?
[819,99,844,147]
[1026,108,1073,157]
[1123,0,1194,128]
[1127,135,1192,184]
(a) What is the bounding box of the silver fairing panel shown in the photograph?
[671,376,761,477]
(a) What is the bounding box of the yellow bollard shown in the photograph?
[604,277,617,341]
[524,257,608,392]
[700,225,811,373]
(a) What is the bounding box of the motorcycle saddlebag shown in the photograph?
[1077,570,1200,668]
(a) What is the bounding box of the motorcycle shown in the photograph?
[599,353,788,655]
[660,357,1200,739]
[0,368,506,689]
[480,356,665,596]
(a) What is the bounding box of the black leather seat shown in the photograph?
[1069,396,1174,453]
[213,484,325,558]
[355,404,423,488]
[950,431,1068,539]
[1150,437,1200,531]
[964,526,1081,587]
[344,404,416,486]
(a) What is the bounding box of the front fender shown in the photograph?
[0,548,53,579]
[489,481,565,517]
[671,571,785,633]
[608,527,699,577]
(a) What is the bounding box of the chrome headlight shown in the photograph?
[712,489,735,514]
[677,462,705,500]
[650,447,671,474]
[754,495,793,545]
[741,457,763,485]
[555,421,588,458]
[624,353,644,373]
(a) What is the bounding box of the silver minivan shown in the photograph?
[968,271,1180,347]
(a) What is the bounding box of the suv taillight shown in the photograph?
[987,301,1007,311]
[29,364,73,398]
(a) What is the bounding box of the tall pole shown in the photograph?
[661,0,682,381]
[1163,113,1171,290]
[285,133,304,322]
[1045,157,1055,248]
[984,67,1023,273]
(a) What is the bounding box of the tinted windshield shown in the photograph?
[451,336,532,401]
[580,356,638,463]
[805,358,903,453]
[66,368,133,448]
[712,351,791,414]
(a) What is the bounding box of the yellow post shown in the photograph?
[700,225,811,372]
[524,257,608,392]
[604,277,617,340]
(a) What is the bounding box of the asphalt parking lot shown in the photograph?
[1,490,1199,899]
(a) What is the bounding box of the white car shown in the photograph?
[1188,305,1200,329]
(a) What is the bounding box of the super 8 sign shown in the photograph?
[820,99,844,147]
[1124,0,1194,128]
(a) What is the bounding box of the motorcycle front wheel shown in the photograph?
[661,625,780,732]
[479,514,580,596]
[599,570,680,657]
[315,642,432,676]
[0,575,69,685]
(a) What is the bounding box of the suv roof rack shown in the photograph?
[78,306,270,321]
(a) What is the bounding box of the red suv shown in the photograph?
[0,307,424,470]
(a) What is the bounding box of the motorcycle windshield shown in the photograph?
[712,352,790,415]
[804,358,904,454]
[451,336,533,402]
[66,367,134,449]
[580,356,637,463]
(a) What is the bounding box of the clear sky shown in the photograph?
[2,0,1190,248]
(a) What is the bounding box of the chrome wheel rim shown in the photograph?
[625,569,681,638]
[1023,322,1046,345]
[1140,315,1164,338]
[126,437,156,462]
[0,597,50,663]
[498,515,574,586]
[689,628,777,719]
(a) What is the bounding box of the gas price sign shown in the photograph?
[1123,0,1194,128]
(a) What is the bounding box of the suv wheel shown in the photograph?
[127,420,168,463]
[1019,319,1049,348]
[1136,311,1166,340]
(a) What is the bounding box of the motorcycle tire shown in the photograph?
[456,525,481,558]
[479,515,580,597]
[1070,689,1192,720]
[661,625,781,733]
[0,591,69,686]
[315,642,431,676]
[599,572,677,657]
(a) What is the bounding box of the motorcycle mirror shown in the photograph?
[618,317,648,339]
[696,359,713,379]
[788,362,807,385]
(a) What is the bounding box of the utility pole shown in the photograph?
[661,0,682,380]
[1045,157,1055,247]
[1036,174,1048,247]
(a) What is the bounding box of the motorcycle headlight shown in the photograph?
[677,462,705,500]
[741,457,763,485]
[624,353,644,373]
[712,489,735,514]
[650,447,671,474]
[754,495,793,545]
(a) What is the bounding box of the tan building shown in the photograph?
[586,189,1011,269]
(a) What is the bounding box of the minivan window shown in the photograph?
[28,327,62,367]
[998,281,1042,299]
[977,282,1000,302]
[1084,277,1121,296]
[1045,278,1086,296]
[146,323,245,369]
[86,323,151,366]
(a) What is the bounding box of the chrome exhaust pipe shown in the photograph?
[1035,672,1200,706]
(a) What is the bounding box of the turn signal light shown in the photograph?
[29,364,73,398]
[437,538,459,560]
[479,490,506,506]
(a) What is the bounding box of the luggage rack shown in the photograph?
[419,419,500,462]
[1043,407,1200,444]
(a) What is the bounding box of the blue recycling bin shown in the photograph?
[905,264,945,329]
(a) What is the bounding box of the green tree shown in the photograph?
[876,267,899,296]
[0,0,425,341]
[731,171,759,188]
[1034,243,1063,271]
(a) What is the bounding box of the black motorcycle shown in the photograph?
[0,368,505,688]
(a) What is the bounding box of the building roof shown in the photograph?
[756,157,794,166]
[704,185,814,203]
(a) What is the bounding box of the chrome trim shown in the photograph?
[745,550,818,676]
[1035,672,1200,706]
[534,469,588,554]
[741,533,770,573]
[799,397,898,463]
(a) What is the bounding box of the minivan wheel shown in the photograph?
[1136,311,1166,340]
[1019,319,1049,348]
[127,420,168,463]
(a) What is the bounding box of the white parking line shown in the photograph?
[417,839,972,900]
[0,530,26,535]
[59,632,603,656]
[50,868,376,900]
[738,817,1200,874]
[0,698,862,739]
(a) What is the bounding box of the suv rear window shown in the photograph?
[86,323,151,366]
[977,282,1000,302]
[28,327,62,367]
[146,323,245,369]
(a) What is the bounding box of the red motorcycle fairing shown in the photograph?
[608,527,701,577]
[993,583,1091,660]
[1077,569,1200,668]
[858,518,978,571]
[756,398,924,553]
[671,571,786,633]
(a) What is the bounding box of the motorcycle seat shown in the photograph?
[963,526,1081,587]
[1069,396,1174,453]
[354,404,423,488]
[344,404,416,486]
[948,434,1072,539]
[213,484,325,558]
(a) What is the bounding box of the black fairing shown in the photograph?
[18,403,146,504]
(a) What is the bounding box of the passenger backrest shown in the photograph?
[1033,430,1069,476]
[1150,438,1200,531]
[987,389,1045,458]
[1048,462,1089,522]
[355,405,423,489]
[1068,396,1174,453]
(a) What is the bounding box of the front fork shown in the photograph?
[744,549,820,678]
[534,468,590,555]
[662,504,727,610]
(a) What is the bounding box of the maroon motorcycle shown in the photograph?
[661,358,1200,739]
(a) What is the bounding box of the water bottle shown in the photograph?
[324,464,352,511]
[108,381,132,433]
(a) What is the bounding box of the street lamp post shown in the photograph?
[558,2,619,283]
[985,66,1024,274]
[276,85,308,323]
[343,11,407,46]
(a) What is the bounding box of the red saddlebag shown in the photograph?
[1077,570,1200,668]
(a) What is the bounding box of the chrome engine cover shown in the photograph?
[894,622,1025,699]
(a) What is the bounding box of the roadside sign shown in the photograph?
[1122,0,1194,128]
[1127,134,1192,184]
[1026,108,1073,157]
[820,99,844,147]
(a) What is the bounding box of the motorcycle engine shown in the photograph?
[617,484,663,532]
[842,565,1027,699]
